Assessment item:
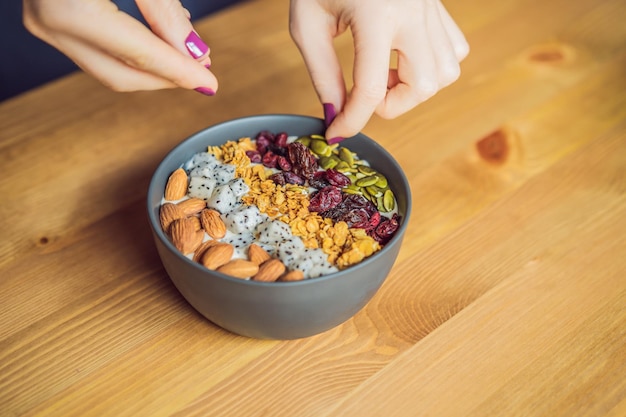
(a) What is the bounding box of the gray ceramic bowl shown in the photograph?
[147,114,411,339]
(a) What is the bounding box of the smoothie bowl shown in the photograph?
[147,115,411,339]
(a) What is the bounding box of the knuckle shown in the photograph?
[456,41,471,61]
[376,107,400,120]
[440,64,461,86]
[415,78,439,100]
[353,84,387,105]
[288,20,305,44]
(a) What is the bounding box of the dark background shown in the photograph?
[0,0,241,101]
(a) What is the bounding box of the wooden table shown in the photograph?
[1,0,625,415]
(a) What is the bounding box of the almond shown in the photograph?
[201,242,234,270]
[177,198,206,216]
[188,216,202,231]
[217,259,259,279]
[159,203,184,233]
[200,209,227,239]
[192,239,219,263]
[253,258,286,282]
[165,168,188,201]
[280,269,305,282]
[247,243,271,265]
[170,218,203,254]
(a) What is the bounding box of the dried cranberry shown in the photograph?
[325,169,351,187]
[256,136,271,154]
[269,172,286,185]
[374,214,400,244]
[341,193,378,215]
[309,171,330,189]
[274,132,289,148]
[366,211,381,231]
[256,130,275,143]
[287,142,318,179]
[283,171,305,185]
[262,151,278,169]
[277,155,292,171]
[246,150,262,163]
[341,208,370,228]
[309,186,342,212]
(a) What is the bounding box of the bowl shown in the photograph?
[147,114,411,339]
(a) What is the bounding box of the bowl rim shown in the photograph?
[147,114,412,287]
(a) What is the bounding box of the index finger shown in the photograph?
[53,1,218,92]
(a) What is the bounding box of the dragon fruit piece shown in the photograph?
[309,261,339,278]
[228,178,250,198]
[253,241,278,257]
[185,152,219,174]
[290,255,313,274]
[222,232,256,250]
[276,237,306,265]
[188,176,217,201]
[212,164,236,185]
[222,205,264,234]
[292,248,337,278]
[256,219,293,244]
[207,184,238,213]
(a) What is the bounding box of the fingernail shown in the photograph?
[323,103,336,128]
[185,31,209,58]
[327,136,345,145]
[195,87,215,96]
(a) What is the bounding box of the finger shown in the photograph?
[48,1,217,92]
[289,0,346,112]
[436,1,470,61]
[326,18,391,139]
[426,2,461,88]
[136,0,211,68]
[52,32,177,91]
[374,11,440,119]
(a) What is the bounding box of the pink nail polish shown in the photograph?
[185,31,209,58]
[327,136,345,145]
[195,87,215,96]
[323,103,336,128]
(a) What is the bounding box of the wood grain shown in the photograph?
[0,0,624,415]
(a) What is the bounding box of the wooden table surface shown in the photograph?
[1,0,625,415]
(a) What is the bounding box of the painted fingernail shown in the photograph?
[185,31,209,58]
[327,136,345,145]
[195,87,215,96]
[323,103,336,128]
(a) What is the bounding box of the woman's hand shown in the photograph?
[23,0,218,95]
[289,0,469,141]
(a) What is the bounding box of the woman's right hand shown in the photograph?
[23,0,218,95]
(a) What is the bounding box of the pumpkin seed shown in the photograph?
[338,148,354,166]
[345,174,358,184]
[334,161,351,172]
[376,195,386,212]
[319,155,339,170]
[355,175,379,187]
[375,174,388,188]
[295,136,311,147]
[310,134,325,141]
[343,187,362,195]
[310,139,330,156]
[357,165,377,175]
[383,189,395,212]
[366,185,384,197]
